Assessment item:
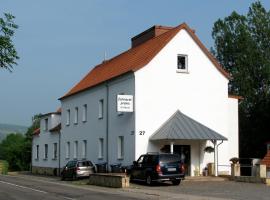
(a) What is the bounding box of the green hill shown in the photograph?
[0,123,28,141]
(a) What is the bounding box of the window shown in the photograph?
[53,143,57,159]
[98,99,104,119]
[177,54,188,72]
[74,107,78,124]
[82,140,87,159]
[82,104,87,122]
[44,144,48,160]
[36,145,39,160]
[74,141,78,159]
[117,136,124,159]
[98,138,104,159]
[66,109,70,125]
[66,142,70,159]
[44,118,48,131]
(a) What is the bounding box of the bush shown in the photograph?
[0,160,9,175]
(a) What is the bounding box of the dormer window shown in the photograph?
[177,54,188,72]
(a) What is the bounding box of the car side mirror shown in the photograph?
[133,161,137,166]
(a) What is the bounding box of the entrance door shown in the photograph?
[160,145,191,176]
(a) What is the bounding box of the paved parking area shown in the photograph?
[130,179,270,200]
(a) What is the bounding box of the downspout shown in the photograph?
[105,82,109,171]
[216,140,224,177]
[58,130,61,176]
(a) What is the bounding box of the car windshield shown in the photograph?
[160,154,181,163]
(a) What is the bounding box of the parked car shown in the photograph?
[61,160,95,180]
[130,153,185,185]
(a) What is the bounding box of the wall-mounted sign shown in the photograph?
[117,95,133,112]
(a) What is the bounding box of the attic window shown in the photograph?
[177,55,188,72]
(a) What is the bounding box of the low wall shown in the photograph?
[233,176,266,184]
[89,173,129,188]
[32,166,60,176]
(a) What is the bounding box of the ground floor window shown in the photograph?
[82,140,87,159]
[44,144,48,160]
[74,141,78,159]
[53,143,57,159]
[66,142,70,159]
[117,136,124,159]
[36,145,39,160]
[98,138,104,159]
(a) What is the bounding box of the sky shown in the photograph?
[1,0,270,126]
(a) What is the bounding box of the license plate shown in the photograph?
[167,168,176,172]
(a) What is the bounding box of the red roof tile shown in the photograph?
[261,150,270,167]
[60,23,231,100]
[33,128,40,136]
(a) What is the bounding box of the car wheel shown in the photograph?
[146,175,152,186]
[172,179,181,185]
[61,174,65,181]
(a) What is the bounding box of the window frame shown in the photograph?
[74,141,78,159]
[74,107,78,124]
[117,136,124,160]
[82,104,87,122]
[82,140,87,159]
[44,144,48,160]
[36,145,39,160]
[177,54,188,73]
[44,118,48,131]
[66,109,70,126]
[66,142,70,159]
[98,99,104,119]
[52,143,57,160]
[98,138,104,159]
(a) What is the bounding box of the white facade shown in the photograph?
[32,24,239,176]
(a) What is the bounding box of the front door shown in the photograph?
[160,145,191,176]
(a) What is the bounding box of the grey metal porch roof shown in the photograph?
[150,110,227,141]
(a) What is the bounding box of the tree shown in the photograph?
[0,13,19,71]
[211,1,270,158]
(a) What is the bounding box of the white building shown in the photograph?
[32,23,239,176]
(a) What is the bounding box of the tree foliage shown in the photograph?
[211,1,270,158]
[0,13,19,71]
[0,114,41,171]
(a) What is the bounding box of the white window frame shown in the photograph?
[117,136,124,160]
[66,142,70,159]
[74,141,78,159]
[44,144,48,160]
[98,138,104,159]
[66,109,70,126]
[52,143,57,159]
[44,118,48,131]
[36,145,39,160]
[98,99,104,119]
[177,54,188,73]
[82,104,87,122]
[82,140,87,159]
[74,107,78,124]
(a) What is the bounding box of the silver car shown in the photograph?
[61,160,96,180]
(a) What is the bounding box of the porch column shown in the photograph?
[170,142,174,154]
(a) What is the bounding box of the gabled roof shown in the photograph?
[60,23,230,100]
[150,110,227,141]
[261,150,270,167]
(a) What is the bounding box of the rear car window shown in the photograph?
[77,161,93,167]
[160,154,181,163]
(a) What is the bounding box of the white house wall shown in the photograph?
[134,29,237,175]
[32,114,60,169]
[60,73,135,168]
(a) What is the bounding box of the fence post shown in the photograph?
[259,164,266,178]
[231,163,240,177]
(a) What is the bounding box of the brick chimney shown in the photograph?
[131,25,173,48]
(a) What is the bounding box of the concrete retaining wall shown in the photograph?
[32,166,60,176]
[89,173,129,188]
[233,176,266,184]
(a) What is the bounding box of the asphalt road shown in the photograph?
[0,175,143,200]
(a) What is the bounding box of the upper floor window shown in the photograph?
[74,107,78,124]
[44,118,48,131]
[82,104,87,122]
[66,109,70,126]
[177,54,188,72]
[98,99,104,119]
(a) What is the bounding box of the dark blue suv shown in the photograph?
[130,153,185,185]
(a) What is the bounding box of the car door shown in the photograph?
[132,155,144,179]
